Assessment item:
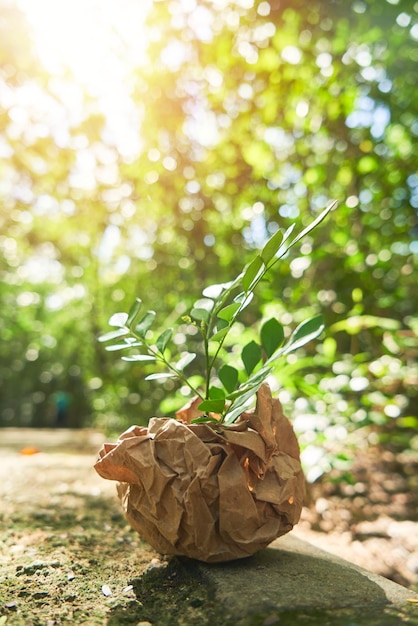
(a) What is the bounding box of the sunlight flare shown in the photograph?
[17,0,152,155]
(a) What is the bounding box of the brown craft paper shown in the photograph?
[94,383,305,563]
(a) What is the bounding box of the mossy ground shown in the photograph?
[0,440,161,625]
[0,433,233,626]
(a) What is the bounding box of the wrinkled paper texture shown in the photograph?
[94,383,305,562]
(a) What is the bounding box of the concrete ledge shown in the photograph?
[269,534,415,607]
[206,534,418,616]
[198,535,418,622]
[131,534,418,626]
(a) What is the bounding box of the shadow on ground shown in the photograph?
[107,550,418,626]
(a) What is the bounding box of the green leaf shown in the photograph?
[105,341,142,351]
[191,416,220,424]
[242,255,264,292]
[233,291,254,311]
[156,328,173,354]
[191,307,210,322]
[228,365,274,399]
[215,318,229,331]
[127,298,143,327]
[261,228,284,264]
[198,398,226,414]
[217,301,241,322]
[260,317,284,357]
[108,312,128,327]
[281,222,297,243]
[210,326,229,342]
[135,311,156,337]
[273,223,296,259]
[145,372,177,381]
[176,352,196,371]
[209,385,226,400]
[282,315,325,355]
[98,328,130,342]
[242,340,262,375]
[121,354,156,362]
[218,364,239,394]
[287,200,337,251]
[223,384,263,423]
[202,281,233,299]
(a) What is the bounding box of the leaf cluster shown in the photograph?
[99,201,336,423]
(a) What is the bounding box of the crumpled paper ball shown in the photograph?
[94,383,305,563]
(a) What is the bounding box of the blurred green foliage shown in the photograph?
[0,0,417,480]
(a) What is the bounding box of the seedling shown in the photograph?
[99,200,337,424]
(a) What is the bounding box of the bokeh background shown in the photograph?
[1,0,417,482]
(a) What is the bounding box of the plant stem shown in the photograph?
[130,330,204,400]
[203,332,211,400]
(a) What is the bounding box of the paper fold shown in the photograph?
[94,383,305,562]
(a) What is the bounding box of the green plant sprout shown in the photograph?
[99,200,337,424]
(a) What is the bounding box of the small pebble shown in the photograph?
[101,584,112,597]
[64,594,77,602]
[146,557,165,571]
[33,591,50,599]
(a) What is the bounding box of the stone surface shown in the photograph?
[133,534,418,625]
[188,534,418,625]
[201,533,415,608]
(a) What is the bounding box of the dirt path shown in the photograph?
[294,446,418,592]
[0,431,161,625]
[1,429,417,625]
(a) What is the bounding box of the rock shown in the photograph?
[131,535,418,626]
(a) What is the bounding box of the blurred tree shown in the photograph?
[0,0,416,475]
[118,0,418,459]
